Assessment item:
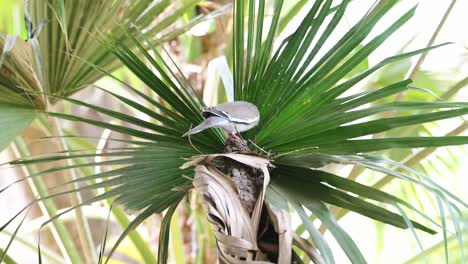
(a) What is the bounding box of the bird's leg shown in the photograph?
[229,132,240,139]
[233,127,247,142]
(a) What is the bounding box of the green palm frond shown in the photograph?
[28,0,216,99]
[1,0,467,263]
[1,25,220,262]
[0,0,221,150]
[404,228,468,264]
[228,3,467,260]
[230,1,467,260]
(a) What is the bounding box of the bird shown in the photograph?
[183,101,260,138]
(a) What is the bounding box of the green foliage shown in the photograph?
[0,0,214,150]
[0,0,27,37]
[0,105,35,153]
[1,0,467,263]
[230,1,466,260]
[404,229,468,264]
[28,0,206,99]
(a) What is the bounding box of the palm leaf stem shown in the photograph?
[332,121,467,224]
[395,0,456,101]
[10,137,82,263]
[439,76,468,102]
[330,74,468,227]
[84,127,157,264]
[2,227,67,263]
[342,76,467,188]
[372,122,468,190]
[52,116,97,263]
[170,209,186,264]
[0,248,15,264]
[403,229,468,264]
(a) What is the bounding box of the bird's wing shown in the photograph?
[208,101,259,124]
[202,106,230,120]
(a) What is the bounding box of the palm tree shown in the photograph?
[0,0,217,152]
[1,0,467,263]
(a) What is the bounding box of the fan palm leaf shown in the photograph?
[27,0,217,99]
[1,0,467,263]
[0,0,220,151]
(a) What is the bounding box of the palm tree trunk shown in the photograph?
[183,137,292,263]
[222,137,262,214]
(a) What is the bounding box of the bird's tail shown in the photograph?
[182,122,207,137]
[182,117,225,137]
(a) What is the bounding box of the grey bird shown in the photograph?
[183,101,260,138]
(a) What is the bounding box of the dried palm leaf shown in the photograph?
[182,153,294,263]
[0,33,44,110]
[0,33,45,150]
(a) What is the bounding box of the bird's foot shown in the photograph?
[229,133,240,140]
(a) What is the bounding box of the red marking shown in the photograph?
[229,133,239,139]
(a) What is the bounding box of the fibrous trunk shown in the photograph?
[182,138,293,263]
[222,137,262,213]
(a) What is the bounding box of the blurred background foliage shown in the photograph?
[0,0,466,263]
